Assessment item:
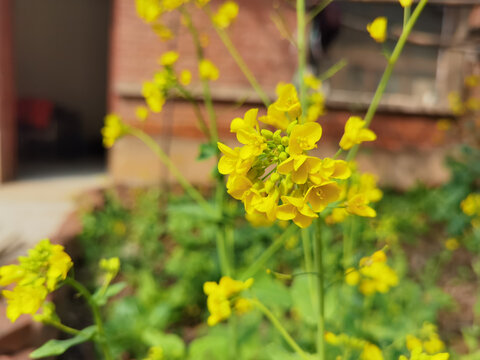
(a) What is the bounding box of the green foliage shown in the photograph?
[30,326,97,358]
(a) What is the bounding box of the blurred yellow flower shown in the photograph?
[204,276,253,326]
[212,1,239,29]
[102,114,125,148]
[159,50,179,66]
[340,116,377,150]
[444,238,459,251]
[399,0,413,7]
[367,17,388,43]
[136,106,149,121]
[179,70,192,85]
[199,59,219,81]
[143,346,164,360]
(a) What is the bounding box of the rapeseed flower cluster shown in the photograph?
[325,332,384,360]
[345,250,398,295]
[101,114,126,148]
[218,83,379,228]
[400,323,449,360]
[203,276,253,326]
[0,239,72,322]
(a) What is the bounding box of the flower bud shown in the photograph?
[261,129,273,139]
[281,136,289,147]
[278,152,288,162]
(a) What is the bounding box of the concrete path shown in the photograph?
[0,164,107,265]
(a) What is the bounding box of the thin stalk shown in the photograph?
[64,277,112,360]
[346,0,429,161]
[216,226,231,276]
[301,228,317,311]
[240,225,297,280]
[205,6,271,108]
[45,320,81,336]
[253,300,310,360]
[403,6,411,29]
[127,126,216,217]
[174,84,211,139]
[297,0,308,116]
[307,0,334,23]
[314,220,325,360]
[318,58,348,82]
[180,7,219,144]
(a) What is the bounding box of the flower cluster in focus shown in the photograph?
[0,239,73,322]
[218,83,379,228]
[203,276,253,326]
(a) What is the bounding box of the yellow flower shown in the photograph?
[217,142,253,176]
[340,116,377,150]
[367,17,388,43]
[152,23,174,41]
[2,286,48,322]
[326,208,348,224]
[135,0,162,23]
[199,59,219,81]
[212,1,239,29]
[162,0,187,11]
[276,195,318,228]
[361,343,384,360]
[195,0,211,7]
[288,122,323,156]
[101,114,125,148]
[305,182,342,212]
[345,268,360,286]
[234,298,252,314]
[231,108,259,134]
[304,74,321,90]
[461,193,480,217]
[277,155,321,184]
[444,238,460,251]
[260,84,302,130]
[179,70,192,85]
[159,50,179,66]
[346,194,376,217]
[226,174,253,200]
[142,81,166,113]
[359,262,398,295]
[204,276,253,326]
[406,335,423,352]
[399,0,413,7]
[0,265,25,287]
[100,257,121,277]
[136,106,149,121]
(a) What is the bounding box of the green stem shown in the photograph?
[307,0,334,23]
[318,58,348,82]
[45,320,81,336]
[301,228,317,310]
[240,225,297,280]
[64,277,112,360]
[180,7,219,145]
[216,226,231,277]
[205,5,270,108]
[403,6,411,29]
[342,216,355,270]
[297,0,308,117]
[127,126,216,217]
[314,220,325,360]
[253,300,310,360]
[174,84,211,139]
[346,0,429,162]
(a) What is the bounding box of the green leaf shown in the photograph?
[197,142,217,161]
[30,326,97,358]
[92,282,127,306]
[188,330,229,360]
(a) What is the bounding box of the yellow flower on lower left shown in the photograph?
[0,239,73,322]
[2,286,48,322]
